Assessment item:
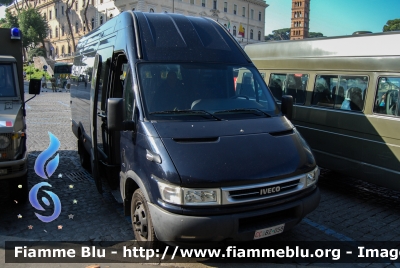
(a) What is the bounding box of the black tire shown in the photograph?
[13,174,28,204]
[78,138,90,171]
[131,189,158,248]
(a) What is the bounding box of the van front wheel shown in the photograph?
[131,189,157,244]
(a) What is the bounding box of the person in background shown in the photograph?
[50,75,56,92]
[41,74,47,92]
[66,76,71,92]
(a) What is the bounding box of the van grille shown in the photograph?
[221,175,306,205]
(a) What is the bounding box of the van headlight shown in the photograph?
[156,179,221,206]
[306,166,319,187]
[0,135,11,149]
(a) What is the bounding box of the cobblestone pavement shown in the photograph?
[1,87,400,268]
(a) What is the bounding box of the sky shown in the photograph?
[264,0,400,36]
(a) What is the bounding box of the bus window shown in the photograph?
[269,73,308,104]
[269,73,285,101]
[374,77,400,116]
[313,75,368,111]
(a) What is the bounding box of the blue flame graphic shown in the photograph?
[34,132,60,179]
[30,132,62,223]
[29,182,62,223]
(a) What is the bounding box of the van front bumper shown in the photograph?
[148,187,320,242]
[0,151,28,180]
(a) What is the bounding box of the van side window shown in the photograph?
[374,77,399,116]
[123,67,134,120]
[313,75,368,111]
[269,73,308,104]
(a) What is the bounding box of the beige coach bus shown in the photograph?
[245,31,400,190]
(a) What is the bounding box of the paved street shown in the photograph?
[1,86,400,268]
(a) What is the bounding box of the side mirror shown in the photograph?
[281,95,293,120]
[107,98,136,131]
[29,79,41,95]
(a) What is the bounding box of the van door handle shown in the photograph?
[97,112,107,119]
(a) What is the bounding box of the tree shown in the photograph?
[383,19,400,32]
[0,10,19,28]
[83,0,91,32]
[308,32,324,38]
[18,8,49,53]
[265,28,291,41]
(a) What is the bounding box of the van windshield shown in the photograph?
[138,63,279,121]
[0,64,17,97]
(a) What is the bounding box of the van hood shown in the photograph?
[152,117,315,187]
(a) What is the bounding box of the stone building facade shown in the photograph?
[290,0,310,40]
[8,0,268,61]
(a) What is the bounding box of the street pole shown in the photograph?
[172,0,174,13]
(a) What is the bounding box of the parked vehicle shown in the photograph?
[245,31,400,190]
[70,11,320,244]
[0,28,36,203]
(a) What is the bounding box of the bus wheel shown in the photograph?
[78,138,90,171]
[131,189,158,247]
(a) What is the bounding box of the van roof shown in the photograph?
[135,12,250,64]
[245,31,400,59]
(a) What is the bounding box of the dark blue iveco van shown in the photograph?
[70,11,320,243]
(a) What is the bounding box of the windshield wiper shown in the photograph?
[214,108,271,117]
[149,110,222,121]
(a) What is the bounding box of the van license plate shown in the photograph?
[254,223,285,240]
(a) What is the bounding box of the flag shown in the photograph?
[239,23,245,37]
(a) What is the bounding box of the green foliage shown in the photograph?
[23,65,51,80]
[308,32,324,38]
[383,19,400,32]
[0,0,13,5]
[27,47,46,61]
[265,28,291,41]
[18,7,49,49]
[0,10,19,28]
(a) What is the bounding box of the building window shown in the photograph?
[250,29,253,39]
[250,9,254,19]
[190,0,194,4]
[91,18,94,29]
[49,10,52,19]
[68,46,71,54]
[233,25,236,36]
[258,31,261,41]
[109,13,113,19]
[202,0,205,7]
[61,25,65,36]
[259,11,261,21]
[56,47,58,56]
[224,2,227,12]
[149,8,154,13]
[100,0,103,3]
[234,4,237,15]
[91,0,94,5]
[75,22,78,33]
[61,45,65,55]
[49,29,52,38]
[213,0,217,9]
[83,21,86,32]
[43,12,47,20]
[75,1,78,10]
[61,6,64,15]
[100,16,103,25]
[242,7,245,17]
[55,8,57,17]
[55,27,58,37]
